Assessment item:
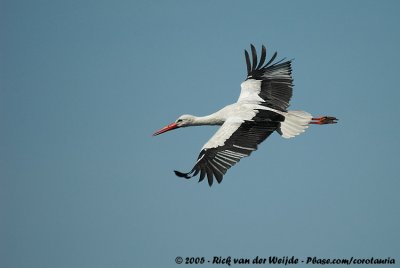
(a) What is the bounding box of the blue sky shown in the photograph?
[1,0,399,267]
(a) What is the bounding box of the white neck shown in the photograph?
[190,114,224,126]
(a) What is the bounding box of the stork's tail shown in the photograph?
[279,110,312,139]
[278,110,338,139]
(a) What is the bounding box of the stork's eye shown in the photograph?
[177,119,183,123]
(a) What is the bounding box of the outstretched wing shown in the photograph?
[174,110,284,186]
[239,44,293,112]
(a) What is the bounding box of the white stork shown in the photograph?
[153,45,337,186]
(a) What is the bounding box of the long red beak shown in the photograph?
[153,122,179,136]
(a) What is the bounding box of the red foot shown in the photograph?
[310,116,338,125]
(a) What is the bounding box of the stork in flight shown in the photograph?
[153,45,337,186]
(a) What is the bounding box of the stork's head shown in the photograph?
[153,114,195,136]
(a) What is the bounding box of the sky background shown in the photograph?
[1,0,400,267]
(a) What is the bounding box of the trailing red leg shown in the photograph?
[310,116,338,125]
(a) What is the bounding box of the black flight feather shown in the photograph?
[256,45,267,69]
[250,44,257,71]
[264,51,278,68]
[244,50,251,76]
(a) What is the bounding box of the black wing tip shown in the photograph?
[245,44,282,77]
[174,169,223,187]
[256,45,267,69]
[174,152,227,187]
[174,170,191,179]
[215,176,223,184]
[250,44,257,71]
[244,49,251,75]
[198,179,213,187]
